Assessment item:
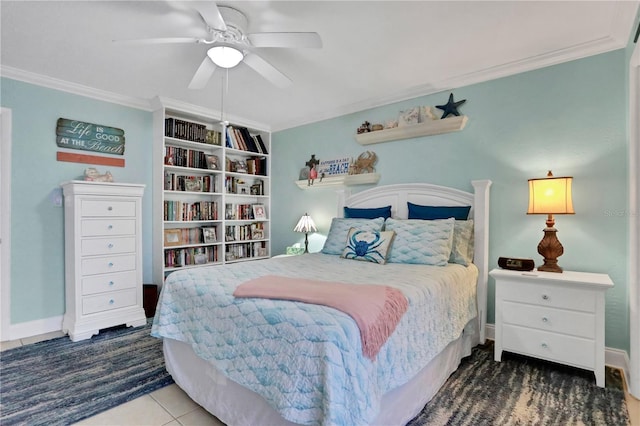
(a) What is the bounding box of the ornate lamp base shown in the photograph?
[537,225,564,273]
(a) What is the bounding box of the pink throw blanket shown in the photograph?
[233,275,408,360]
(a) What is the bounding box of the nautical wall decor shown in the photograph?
[56,118,125,155]
[56,118,126,167]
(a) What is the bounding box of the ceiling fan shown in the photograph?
[117,2,322,89]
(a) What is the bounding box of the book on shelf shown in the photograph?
[165,117,208,143]
[164,173,217,193]
[224,125,268,154]
[164,146,209,169]
[164,200,218,221]
[165,245,218,268]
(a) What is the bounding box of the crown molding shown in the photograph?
[152,96,270,132]
[0,65,152,111]
[272,1,639,132]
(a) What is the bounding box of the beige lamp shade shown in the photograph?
[527,172,574,215]
[294,214,317,233]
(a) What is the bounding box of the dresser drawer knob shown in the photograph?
[108,281,114,286]
[541,342,548,349]
[108,262,114,268]
[108,206,113,211]
[542,294,549,301]
[109,299,115,305]
[542,317,549,323]
[108,224,113,230]
[108,243,114,249]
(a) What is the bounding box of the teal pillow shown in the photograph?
[407,203,471,220]
[449,220,474,266]
[341,228,396,264]
[321,217,385,255]
[384,218,455,265]
[344,205,392,219]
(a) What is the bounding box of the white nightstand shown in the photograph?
[490,268,613,387]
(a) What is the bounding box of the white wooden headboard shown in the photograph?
[337,181,492,343]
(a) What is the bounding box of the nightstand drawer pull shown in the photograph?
[542,294,549,300]
[542,317,549,323]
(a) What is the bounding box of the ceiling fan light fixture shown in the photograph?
[207,46,243,68]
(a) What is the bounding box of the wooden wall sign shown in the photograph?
[56,118,125,155]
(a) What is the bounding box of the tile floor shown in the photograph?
[2,333,639,426]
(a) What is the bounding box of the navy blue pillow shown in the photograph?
[344,205,392,219]
[407,203,471,220]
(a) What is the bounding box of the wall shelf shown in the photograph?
[354,116,468,145]
[295,173,380,189]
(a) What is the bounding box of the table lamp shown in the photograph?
[527,171,575,273]
[294,213,317,253]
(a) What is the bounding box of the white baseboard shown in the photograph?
[2,315,63,341]
[484,323,629,382]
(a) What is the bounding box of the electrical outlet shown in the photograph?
[50,188,63,207]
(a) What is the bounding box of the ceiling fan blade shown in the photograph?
[242,52,292,88]
[188,57,217,89]
[247,32,322,49]
[196,2,227,31]
[113,37,200,45]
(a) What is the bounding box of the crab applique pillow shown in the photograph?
[341,228,395,264]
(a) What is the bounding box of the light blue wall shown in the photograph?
[271,50,629,351]
[1,78,153,324]
[0,48,631,352]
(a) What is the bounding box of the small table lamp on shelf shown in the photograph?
[527,170,575,273]
[294,213,317,254]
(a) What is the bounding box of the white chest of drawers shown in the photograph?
[61,181,146,341]
[490,268,613,387]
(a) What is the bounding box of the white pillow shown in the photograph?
[384,218,455,266]
[449,220,474,266]
[341,228,396,264]
[321,217,385,255]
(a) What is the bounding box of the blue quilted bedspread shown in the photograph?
[151,254,477,426]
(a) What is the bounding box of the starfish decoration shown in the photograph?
[436,93,466,119]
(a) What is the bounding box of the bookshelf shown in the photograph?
[152,98,271,283]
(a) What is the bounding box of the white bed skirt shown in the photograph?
[162,318,478,426]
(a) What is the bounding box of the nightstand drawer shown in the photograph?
[502,301,596,339]
[81,254,136,275]
[81,237,136,256]
[81,200,135,217]
[82,289,137,314]
[499,281,596,312]
[82,271,137,295]
[81,219,136,237]
[503,324,595,369]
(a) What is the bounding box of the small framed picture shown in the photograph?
[252,204,267,220]
[250,184,262,196]
[206,155,219,170]
[202,227,217,244]
[184,177,203,192]
[235,161,248,174]
[237,183,250,194]
[164,229,182,247]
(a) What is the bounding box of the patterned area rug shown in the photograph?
[0,321,173,426]
[408,342,629,425]
[0,324,629,426]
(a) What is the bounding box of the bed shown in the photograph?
[152,181,491,426]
